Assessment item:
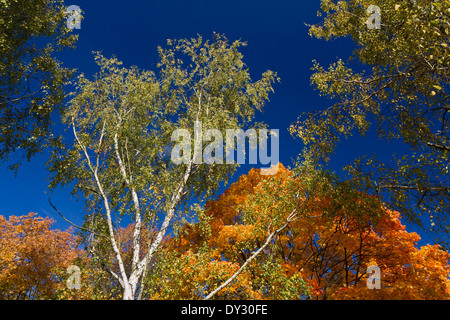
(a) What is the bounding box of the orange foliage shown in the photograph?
[0,213,81,299]
[170,164,450,300]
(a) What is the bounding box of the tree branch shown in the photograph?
[378,184,450,192]
[72,118,131,294]
[48,190,106,238]
[113,130,143,282]
[204,209,298,300]
[426,142,450,152]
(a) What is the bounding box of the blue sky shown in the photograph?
[0,0,433,245]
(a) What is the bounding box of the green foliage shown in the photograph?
[47,34,279,298]
[252,255,311,300]
[0,0,78,170]
[49,33,279,228]
[290,0,450,245]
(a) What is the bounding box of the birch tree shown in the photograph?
[48,34,279,299]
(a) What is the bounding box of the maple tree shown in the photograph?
[0,213,81,299]
[0,213,150,300]
[161,164,450,299]
[1,168,448,300]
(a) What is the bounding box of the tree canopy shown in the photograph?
[47,34,279,299]
[290,0,450,246]
[159,164,450,300]
[1,0,449,301]
[0,0,77,172]
[0,213,80,299]
[2,164,449,300]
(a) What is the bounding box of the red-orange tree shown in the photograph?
[161,164,450,299]
[0,213,81,299]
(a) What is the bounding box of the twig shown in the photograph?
[48,190,107,238]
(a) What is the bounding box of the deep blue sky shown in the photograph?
[0,0,432,245]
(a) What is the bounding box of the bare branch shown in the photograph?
[0,88,44,106]
[378,184,450,192]
[133,160,194,285]
[72,118,131,293]
[48,191,106,238]
[113,129,143,291]
[426,142,450,152]
[204,209,298,300]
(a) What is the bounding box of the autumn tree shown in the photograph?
[47,34,279,300]
[165,164,450,300]
[0,0,78,171]
[0,213,81,299]
[290,0,450,245]
[61,223,156,300]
